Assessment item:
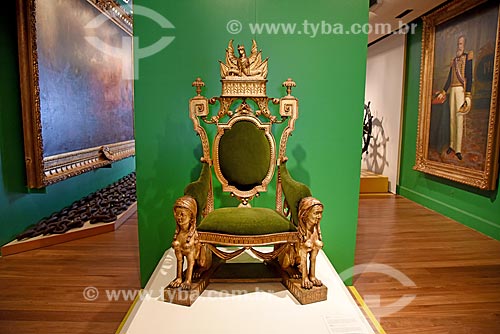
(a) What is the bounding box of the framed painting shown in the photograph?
[16,0,135,188]
[414,0,500,190]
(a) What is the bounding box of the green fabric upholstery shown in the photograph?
[198,207,296,235]
[184,162,211,221]
[218,121,271,191]
[279,162,312,226]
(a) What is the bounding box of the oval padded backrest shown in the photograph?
[218,121,271,191]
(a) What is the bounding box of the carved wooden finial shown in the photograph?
[192,77,205,96]
[282,78,296,96]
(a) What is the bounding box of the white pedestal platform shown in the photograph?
[118,248,375,334]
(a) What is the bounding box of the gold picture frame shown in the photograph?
[16,0,135,188]
[414,0,500,190]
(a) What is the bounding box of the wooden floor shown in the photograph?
[355,195,500,333]
[0,213,140,334]
[1,196,499,333]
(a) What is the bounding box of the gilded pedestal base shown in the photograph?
[163,279,208,307]
[163,262,219,306]
[282,277,328,305]
[163,258,328,306]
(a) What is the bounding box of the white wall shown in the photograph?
[362,33,406,193]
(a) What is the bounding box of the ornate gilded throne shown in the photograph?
[165,40,326,306]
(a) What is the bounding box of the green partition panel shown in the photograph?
[398,21,500,240]
[134,0,368,286]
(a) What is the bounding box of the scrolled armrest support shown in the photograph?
[279,162,312,226]
[183,162,213,220]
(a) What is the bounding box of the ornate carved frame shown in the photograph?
[16,0,134,188]
[212,114,277,202]
[414,0,500,190]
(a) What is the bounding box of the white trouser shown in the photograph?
[449,86,465,153]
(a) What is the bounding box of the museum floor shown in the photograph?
[0,195,499,333]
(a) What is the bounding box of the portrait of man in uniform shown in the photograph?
[425,1,499,171]
[415,0,500,190]
[436,35,473,161]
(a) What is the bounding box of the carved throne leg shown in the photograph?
[181,253,196,290]
[279,243,301,279]
[299,248,313,289]
[168,248,184,288]
[308,249,323,287]
[193,244,213,279]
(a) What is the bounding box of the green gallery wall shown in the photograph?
[0,2,135,249]
[398,21,500,241]
[134,0,368,286]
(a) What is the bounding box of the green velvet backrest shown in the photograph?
[218,120,271,191]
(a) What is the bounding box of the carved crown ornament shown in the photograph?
[189,40,297,122]
[217,40,270,99]
[220,40,269,80]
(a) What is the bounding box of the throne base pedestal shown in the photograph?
[163,273,211,307]
[163,260,328,306]
[163,261,221,307]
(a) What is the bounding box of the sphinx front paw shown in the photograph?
[168,278,183,288]
[310,276,322,287]
[301,277,313,289]
[181,281,192,290]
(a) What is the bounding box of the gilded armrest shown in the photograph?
[279,162,312,226]
[183,162,212,220]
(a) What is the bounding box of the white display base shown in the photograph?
[118,248,375,334]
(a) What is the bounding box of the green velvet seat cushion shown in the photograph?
[197,207,296,235]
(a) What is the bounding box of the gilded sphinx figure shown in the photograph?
[168,196,212,290]
[280,197,324,289]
